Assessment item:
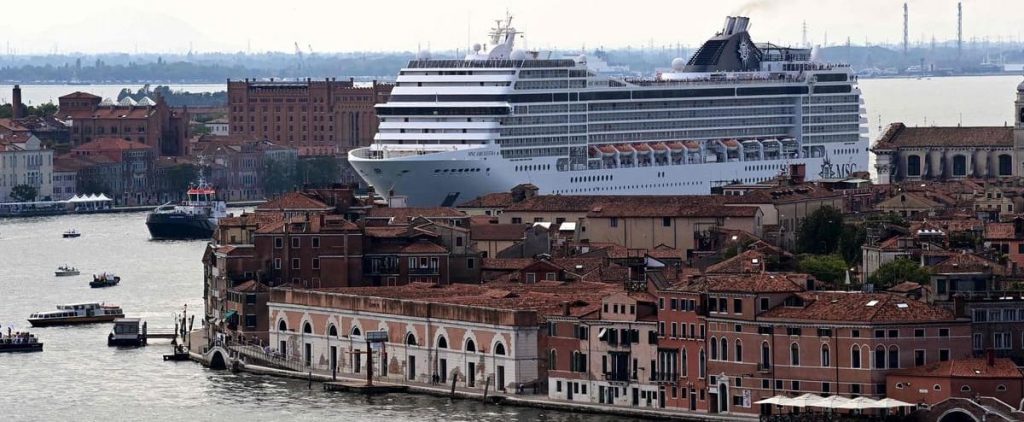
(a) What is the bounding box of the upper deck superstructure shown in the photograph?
[350,16,868,206]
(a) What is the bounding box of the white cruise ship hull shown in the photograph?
[350,144,864,206]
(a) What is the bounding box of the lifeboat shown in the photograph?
[667,141,685,152]
[683,140,701,151]
[589,146,601,158]
[651,142,669,154]
[721,139,740,149]
[633,143,652,153]
[615,144,635,155]
[598,145,617,156]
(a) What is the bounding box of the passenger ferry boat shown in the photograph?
[349,15,868,206]
[28,303,125,327]
[146,177,227,240]
[108,318,147,347]
[0,331,43,353]
[55,265,80,277]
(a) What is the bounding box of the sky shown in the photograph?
[1,0,1022,54]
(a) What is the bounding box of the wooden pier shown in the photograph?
[323,381,408,395]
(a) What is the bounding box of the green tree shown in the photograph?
[164,164,198,194]
[10,184,38,202]
[867,259,930,289]
[796,206,844,255]
[798,254,848,285]
[838,224,867,265]
[296,156,340,188]
[29,102,58,117]
[262,156,297,195]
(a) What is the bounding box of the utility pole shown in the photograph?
[957,2,963,62]
[903,2,909,57]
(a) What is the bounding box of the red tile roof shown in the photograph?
[930,253,1006,275]
[365,207,466,221]
[73,137,153,152]
[874,122,1013,149]
[61,106,157,120]
[254,214,358,234]
[893,357,1023,379]
[230,280,270,293]
[59,91,101,100]
[457,192,515,208]
[580,196,760,218]
[760,291,958,324]
[887,281,924,293]
[257,192,331,212]
[705,249,773,274]
[985,223,1017,240]
[675,273,811,293]
[481,258,535,271]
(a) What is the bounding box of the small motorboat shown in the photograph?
[90,273,120,288]
[63,229,81,238]
[55,265,80,277]
[108,318,147,347]
[0,330,44,353]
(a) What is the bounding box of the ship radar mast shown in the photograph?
[485,12,518,60]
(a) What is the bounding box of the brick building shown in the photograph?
[57,92,189,156]
[227,78,392,156]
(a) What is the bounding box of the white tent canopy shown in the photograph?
[787,393,826,408]
[810,395,852,408]
[757,395,913,410]
[67,194,113,203]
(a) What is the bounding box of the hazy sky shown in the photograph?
[1,0,1022,54]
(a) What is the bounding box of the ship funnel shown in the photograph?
[734,17,750,33]
[723,17,736,34]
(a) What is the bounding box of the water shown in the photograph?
[0,212,617,421]
[0,84,224,106]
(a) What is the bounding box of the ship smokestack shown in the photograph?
[723,17,737,35]
[734,17,750,33]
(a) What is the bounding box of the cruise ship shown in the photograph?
[349,15,868,206]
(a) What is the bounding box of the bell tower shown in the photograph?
[1014,78,1024,177]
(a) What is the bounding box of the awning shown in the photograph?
[836,397,884,410]
[755,396,791,405]
[788,393,826,408]
[872,398,914,408]
[810,395,851,408]
[223,310,238,320]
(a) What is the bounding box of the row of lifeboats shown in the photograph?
[589,139,793,158]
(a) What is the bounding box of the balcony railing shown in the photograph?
[604,372,631,382]
[366,267,400,276]
[650,372,679,383]
[757,363,772,372]
[409,267,439,275]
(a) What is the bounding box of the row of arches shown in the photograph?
[276,318,507,355]
[904,153,1012,178]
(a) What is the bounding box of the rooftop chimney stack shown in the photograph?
[11,85,23,119]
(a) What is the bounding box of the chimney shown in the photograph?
[12,85,23,119]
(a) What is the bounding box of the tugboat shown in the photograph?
[55,265,81,277]
[63,229,81,238]
[145,174,227,240]
[28,303,125,326]
[89,273,120,288]
[108,318,147,347]
[0,329,43,353]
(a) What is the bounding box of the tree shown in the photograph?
[10,184,38,202]
[797,254,848,285]
[867,259,930,289]
[296,156,340,188]
[796,206,844,255]
[262,156,297,196]
[164,164,198,194]
[838,224,867,265]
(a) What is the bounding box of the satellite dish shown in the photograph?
[671,57,686,71]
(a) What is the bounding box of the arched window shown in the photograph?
[328,324,338,337]
[874,345,886,369]
[465,339,476,352]
[888,345,900,369]
[851,346,862,369]
[952,155,967,176]
[303,322,312,334]
[907,155,922,177]
[720,338,728,362]
[997,384,1007,392]
[821,345,831,367]
[351,326,361,337]
[999,154,1013,176]
[934,384,941,391]
[278,319,288,332]
[734,340,743,363]
[960,385,972,393]
[437,335,448,349]
[681,349,688,377]
[548,349,557,370]
[406,332,417,346]
[699,348,707,378]
[494,343,506,355]
[790,343,800,366]
[710,337,718,360]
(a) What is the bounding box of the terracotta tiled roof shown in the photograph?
[61,106,157,120]
[504,195,608,213]
[874,122,1013,149]
[677,273,810,293]
[481,258,535,271]
[705,249,772,274]
[724,184,843,204]
[985,223,1017,240]
[399,240,448,254]
[72,137,153,152]
[876,192,942,210]
[0,118,31,132]
[230,280,270,293]
[59,91,101,100]
[580,196,760,218]
[887,281,924,293]
[930,253,1005,275]
[363,226,411,238]
[365,207,466,221]
[257,192,331,212]
[254,214,358,234]
[471,223,528,241]
[760,291,957,323]
[457,192,514,208]
[893,358,1023,379]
